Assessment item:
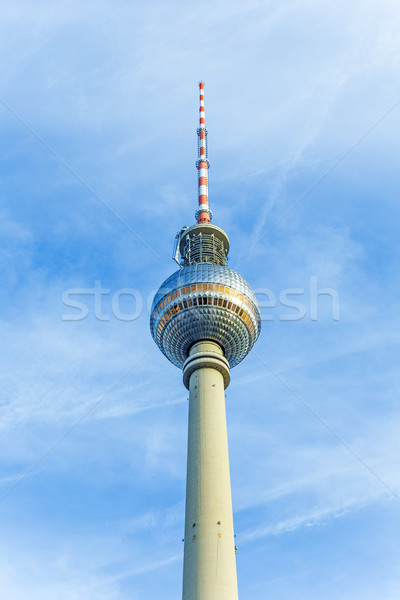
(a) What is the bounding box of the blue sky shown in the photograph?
[1,1,400,598]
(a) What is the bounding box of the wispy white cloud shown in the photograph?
[240,496,371,542]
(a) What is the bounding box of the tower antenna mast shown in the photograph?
[196,82,212,224]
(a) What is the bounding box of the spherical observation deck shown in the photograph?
[150,262,261,369]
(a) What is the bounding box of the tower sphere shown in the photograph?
[150,224,261,369]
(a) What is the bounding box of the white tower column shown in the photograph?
[182,341,238,600]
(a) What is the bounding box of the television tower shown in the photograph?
[150,82,261,600]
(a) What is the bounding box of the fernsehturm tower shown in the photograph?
[150,83,261,600]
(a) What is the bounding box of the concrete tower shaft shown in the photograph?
[182,341,237,600]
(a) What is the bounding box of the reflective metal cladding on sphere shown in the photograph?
[150,263,261,369]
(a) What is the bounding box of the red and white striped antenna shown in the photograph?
[195,81,212,224]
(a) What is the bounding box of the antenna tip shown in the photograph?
[199,81,205,88]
